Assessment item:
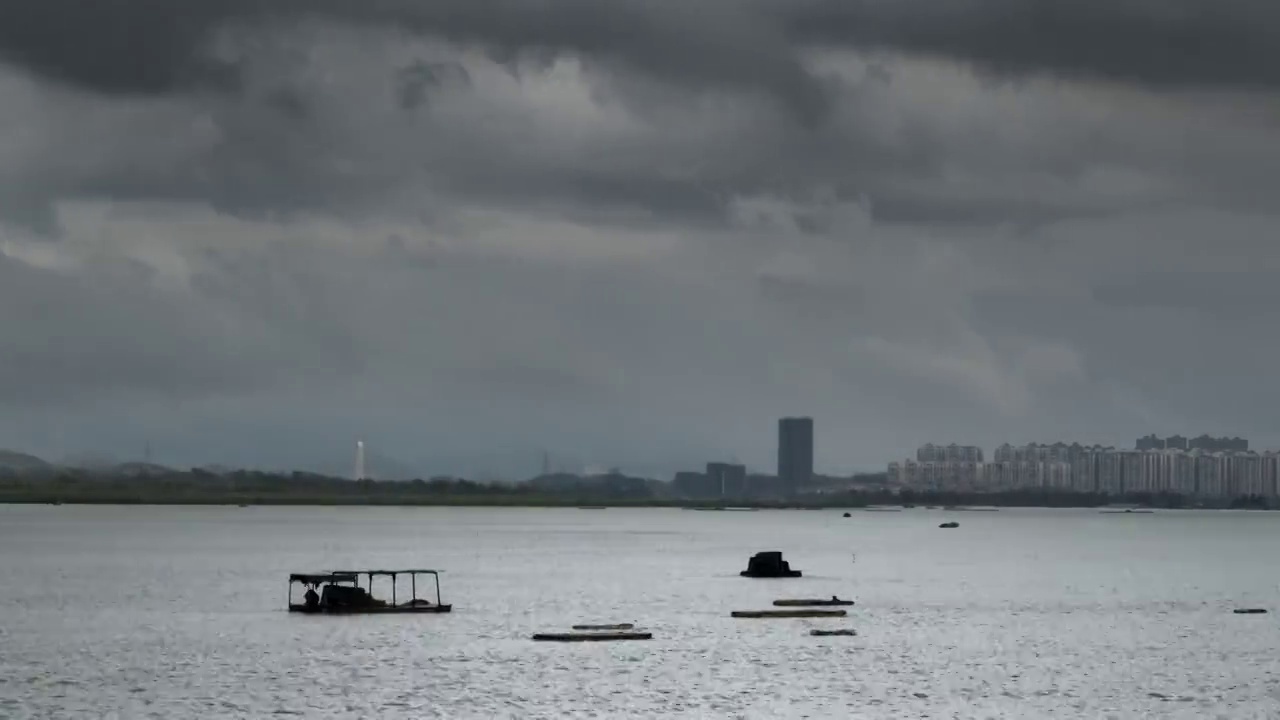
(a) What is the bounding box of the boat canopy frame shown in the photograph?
[326,569,444,607]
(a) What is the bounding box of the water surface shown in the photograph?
[2,505,1279,718]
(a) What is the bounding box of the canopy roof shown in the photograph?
[289,572,358,584]
[329,569,441,576]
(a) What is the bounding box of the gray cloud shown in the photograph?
[0,2,1279,476]
[0,0,830,121]
[780,0,1280,91]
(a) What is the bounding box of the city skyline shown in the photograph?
[891,436,1280,499]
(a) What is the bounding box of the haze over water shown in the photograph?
[3,505,1279,718]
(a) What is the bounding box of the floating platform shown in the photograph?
[731,609,847,619]
[773,598,854,607]
[1234,608,1268,614]
[532,631,652,642]
[810,628,857,637]
[571,623,635,630]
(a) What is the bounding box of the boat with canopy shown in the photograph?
[287,569,452,614]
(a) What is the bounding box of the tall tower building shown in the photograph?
[777,417,814,492]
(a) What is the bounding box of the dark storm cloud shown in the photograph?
[0,0,829,120]
[0,1,244,95]
[779,0,1280,91]
[5,0,1280,474]
[5,0,1278,109]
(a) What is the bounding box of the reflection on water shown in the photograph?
[2,505,1279,718]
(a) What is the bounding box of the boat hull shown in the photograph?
[810,629,857,636]
[532,632,652,642]
[773,599,854,607]
[289,604,453,614]
[731,609,847,618]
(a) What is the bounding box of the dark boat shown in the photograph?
[571,623,635,630]
[288,569,452,614]
[939,522,959,528]
[740,551,802,578]
[732,609,847,618]
[533,631,652,642]
[773,597,855,607]
[810,628,857,637]
[1234,608,1268,614]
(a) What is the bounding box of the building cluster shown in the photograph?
[889,436,1279,498]
[672,417,814,500]
[1136,434,1248,452]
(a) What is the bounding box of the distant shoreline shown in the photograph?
[2,494,1270,510]
[2,472,1271,510]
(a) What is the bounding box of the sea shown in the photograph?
[2,505,1279,719]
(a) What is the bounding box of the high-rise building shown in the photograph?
[1136,434,1164,451]
[1138,434,1248,452]
[891,440,1278,499]
[777,417,814,492]
[916,443,984,463]
[706,462,747,497]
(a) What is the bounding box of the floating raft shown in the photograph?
[810,628,857,637]
[571,623,635,631]
[731,609,847,619]
[532,631,652,642]
[1234,608,1268,614]
[773,598,854,607]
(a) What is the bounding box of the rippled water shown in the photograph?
[3,505,1280,718]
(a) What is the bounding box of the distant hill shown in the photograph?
[307,448,420,481]
[0,450,51,473]
[61,452,120,470]
[110,462,175,477]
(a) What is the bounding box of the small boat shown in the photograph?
[571,623,635,631]
[842,512,852,518]
[773,597,854,607]
[577,506,608,510]
[1234,608,1268,614]
[288,569,452,614]
[533,631,652,642]
[810,628,857,637]
[939,522,959,529]
[731,609,847,618]
[740,551,802,578]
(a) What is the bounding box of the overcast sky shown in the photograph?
[1,0,1279,478]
